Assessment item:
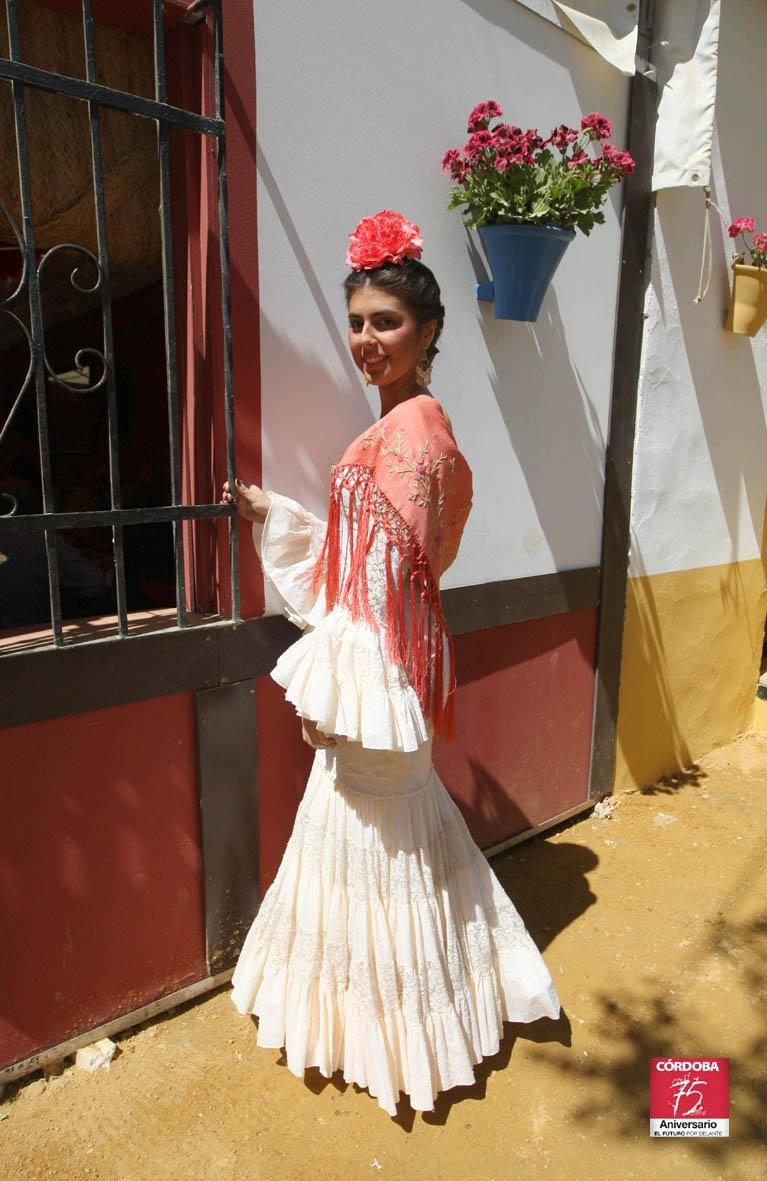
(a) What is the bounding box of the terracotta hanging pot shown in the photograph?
[725,263,767,336]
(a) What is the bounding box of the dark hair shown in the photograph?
[343,259,445,364]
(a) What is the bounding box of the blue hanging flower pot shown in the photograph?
[476,223,575,321]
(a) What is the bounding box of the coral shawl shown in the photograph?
[310,395,473,740]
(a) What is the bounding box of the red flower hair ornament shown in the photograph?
[345,209,424,271]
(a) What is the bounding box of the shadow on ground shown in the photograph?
[524,907,767,1170]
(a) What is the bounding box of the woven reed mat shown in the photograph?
[0,0,161,270]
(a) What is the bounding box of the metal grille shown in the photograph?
[0,0,239,650]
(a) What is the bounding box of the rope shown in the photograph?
[694,189,713,304]
[694,186,734,305]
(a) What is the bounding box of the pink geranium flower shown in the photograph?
[599,144,636,176]
[567,149,589,170]
[346,211,423,271]
[495,146,528,171]
[581,112,612,141]
[728,218,767,267]
[464,130,494,158]
[442,99,631,237]
[463,131,493,164]
[441,149,466,181]
[547,124,579,151]
[493,125,528,155]
[728,216,756,238]
[491,123,513,142]
[467,100,503,132]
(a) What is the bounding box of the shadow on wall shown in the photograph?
[698,0,767,593]
[615,552,767,795]
[614,561,695,789]
[614,202,767,792]
[454,0,629,606]
[471,248,606,661]
[664,179,767,722]
[459,0,628,232]
[257,310,367,511]
[255,142,373,510]
[614,58,767,793]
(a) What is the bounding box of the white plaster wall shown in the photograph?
[254,0,630,588]
[628,0,767,579]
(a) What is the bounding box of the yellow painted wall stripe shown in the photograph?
[614,557,767,792]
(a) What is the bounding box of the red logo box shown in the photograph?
[650,1058,729,1137]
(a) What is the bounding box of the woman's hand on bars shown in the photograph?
[221,478,270,524]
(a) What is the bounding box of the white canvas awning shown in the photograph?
[511,0,637,74]
[511,0,722,192]
[651,0,721,191]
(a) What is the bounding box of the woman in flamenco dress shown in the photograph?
[222,210,561,1116]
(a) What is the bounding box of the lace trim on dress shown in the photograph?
[243,786,558,1024]
[230,757,562,1115]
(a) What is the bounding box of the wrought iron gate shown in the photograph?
[0,0,239,651]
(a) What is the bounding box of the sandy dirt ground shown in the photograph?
[2,731,765,1181]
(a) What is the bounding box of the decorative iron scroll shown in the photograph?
[0,197,34,480]
[0,198,108,516]
[37,243,107,393]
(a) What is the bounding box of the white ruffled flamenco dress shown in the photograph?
[230,489,561,1115]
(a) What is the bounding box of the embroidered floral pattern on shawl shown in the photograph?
[309,396,473,739]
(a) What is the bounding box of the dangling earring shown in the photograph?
[415,349,432,386]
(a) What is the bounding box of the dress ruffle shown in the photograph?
[230,746,561,1117]
[255,488,435,752]
[271,605,431,753]
[253,491,328,630]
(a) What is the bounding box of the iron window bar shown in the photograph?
[82,0,128,637]
[0,505,232,532]
[4,0,63,644]
[0,0,241,652]
[211,0,240,625]
[0,61,224,136]
[153,0,186,627]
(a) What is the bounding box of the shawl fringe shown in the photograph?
[308,464,456,740]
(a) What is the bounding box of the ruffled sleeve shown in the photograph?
[270,603,434,752]
[252,491,328,630]
[266,501,437,753]
[254,486,439,753]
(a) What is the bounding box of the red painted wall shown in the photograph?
[435,608,598,848]
[255,676,314,893]
[1,694,205,1070]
